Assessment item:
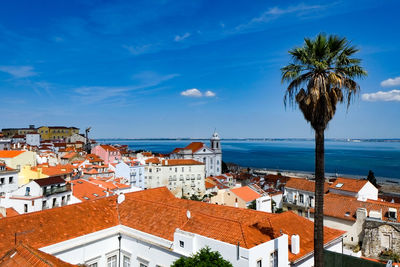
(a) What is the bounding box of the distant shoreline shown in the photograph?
[96,138,400,143]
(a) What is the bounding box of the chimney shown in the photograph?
[291,234,300,255]
[0,207,6,217]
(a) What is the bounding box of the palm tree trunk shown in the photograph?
[314,128,325,267]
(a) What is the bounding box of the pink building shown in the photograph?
[91,144,121,164]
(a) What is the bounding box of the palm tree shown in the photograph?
[281,33,366,267]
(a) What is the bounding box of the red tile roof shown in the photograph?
[0,187,343,263]
[70,179,108,201]
[205,181,216,189]
[312,193,400,222]
[61,152,77,159]
[100,145,119,152]
[145,158,161,164]
[285,177,329,193]
[231,186,261,202]
[34,176,66,187]
[88,179,130,190]
[32,165,75,177]
[162,159,204,166]
[0,150,25,158]
[329,177,369,193]
[0,243,77,266]
[184,142,204,153]
[0,208,19,219]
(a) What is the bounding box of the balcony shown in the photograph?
[43,184,71,197]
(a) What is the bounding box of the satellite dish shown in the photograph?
[186,210,191,219]
[117,194,125,204]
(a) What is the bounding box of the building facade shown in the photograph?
[144,159,206,197]
[170,132,222,177]
[0,176,72,214]
[38,126,79,140]
[0,162,18,195]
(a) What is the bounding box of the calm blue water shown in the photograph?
[98,139,400,179]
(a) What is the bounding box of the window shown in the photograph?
[9,177,13,183]
[123,255,130,267]
[299,194,304,204]
[182,167,184,172]
[107,255,117,267]
[269,250,278,267]
[257,259,262,267]
[88,263,98,267]
[180,240,184,247]
[52,198,57,207]
[0,178,4,185]
[24,204,28,213]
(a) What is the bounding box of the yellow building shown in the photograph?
[18,164,75,185]
[38,126,79,140]
[1,125,36,137]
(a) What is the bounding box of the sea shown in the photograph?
[97,139,400,180]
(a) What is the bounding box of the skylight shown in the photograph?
[335,183,343,188]
[345,212,350,216]
[83,197,89,200]
[93,193,99,197]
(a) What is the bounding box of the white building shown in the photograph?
[0,176,72,214]
[0,161,18,195]
[170,132,222,177]
[0,187,344,267]
[328,177,378,201]
[26,133,41,147]
[115,161,145,188]
[145,158,206,197]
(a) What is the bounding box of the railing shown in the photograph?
[43,184,71,197]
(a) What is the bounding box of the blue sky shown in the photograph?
[0,0,399,138]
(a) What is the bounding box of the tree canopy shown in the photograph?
[171,247,233,267]
[281,33,367,131]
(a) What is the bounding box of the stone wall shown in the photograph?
[362,218,400,258]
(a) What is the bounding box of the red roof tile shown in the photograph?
[0,243,77,266]
[312,193,400,222]
[183,142,204,153]
[231,186,261,202]
[0,151,25,158]
[162,159,204,166]
[329,177,369,193]
[70,179,108,201]
[285,177,329,193]
[0,187,343,263]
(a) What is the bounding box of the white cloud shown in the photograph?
[381,77,400,87]
[362,90,400,102]
[122,44,152,55]
[235,3,326,32]
[174,32,191,42]
[204,90,216,97]
[181,89,216,98]
[0,65,37,78]
[181,88,202,97]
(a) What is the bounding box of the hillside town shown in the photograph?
[0,125,398,266]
